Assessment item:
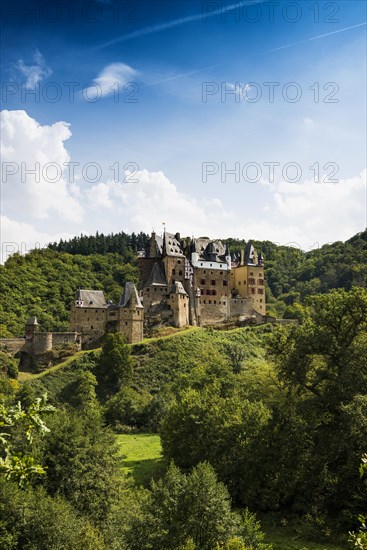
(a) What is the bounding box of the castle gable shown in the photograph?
[163,232,184,257]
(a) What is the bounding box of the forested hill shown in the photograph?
[48,231,149,259]
[1,229,366,337]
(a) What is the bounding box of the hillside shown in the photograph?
[1,230,366,338]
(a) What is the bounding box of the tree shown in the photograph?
[41,408,120,522]
[124,461,271,550]
[0,352,18,379]
[0,394,55,487]
[267,287,367,518]
[97,333,133,395]
[0,481,105,550]
[349,455,367,549]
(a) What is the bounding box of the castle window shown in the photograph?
[178,260,181,264]
[223,280,228,286]
[184,303,186,308]
[203,270,206,274]
[208,300,211,304]
[220,271,223,275]
[211,290,216,296]
[244,281,246,285]
[211,280,215,285]
[223,301,226,305]
[91,325,94,329]
[204,300,206,304]
[250,272,254,276]
[179,270,182,276]
[126,322,128,325]
[206,289,210,295]
[260,299,263,303]
[249,278,255,285]
[259,279,264,285]
[210,264,212,267]
[220,265,222,268]
[239,282,241,286]
[258,289,263,295]
[214,300,216,304]
[200,279,205,285]
[260,305,262,309]
[172,269,176,275]
[251,288,256,294]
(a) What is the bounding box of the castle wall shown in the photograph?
[163,256,185,286]
[70,307,106,342]
[0,338,26,355]
[142,286,168,310]
[230,297,253,318]
[32,332,53,355]
[193,266,231,324]
[168,293,189,328]
[231,265,266,315]
[118,308,144,343]
[52,332,79,348]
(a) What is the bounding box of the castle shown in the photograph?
[1,232,266,362]
[137,231,265,329]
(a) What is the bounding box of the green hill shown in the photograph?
[1,230,366,337]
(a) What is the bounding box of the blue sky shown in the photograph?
[1,0,366,260]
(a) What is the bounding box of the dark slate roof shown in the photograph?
[191,238,228,263]
[144,262,167,288]
[169,281,188,296]
[26,317,39,325]
[163,232,184,257]
[119,282,143,308]
[78,290,107,308]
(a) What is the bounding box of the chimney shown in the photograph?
[149,231,156,258]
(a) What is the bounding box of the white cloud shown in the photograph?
[0,216,76,264]
[16,50,52,89]
[1,110,365,262]
[0,110,83,222]
[83,63,138,99]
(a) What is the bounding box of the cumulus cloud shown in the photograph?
[1,110,365,262]
[16,50,52,89]
[0,110,83,222]
[86,169,230,235]
[83,63,138,99]
[0,216,76,264]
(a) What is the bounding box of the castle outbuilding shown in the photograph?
[69,283,143,344]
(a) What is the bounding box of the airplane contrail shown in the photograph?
[93,0,265,50]
[259,21,367,55]
[143,21,366,87]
